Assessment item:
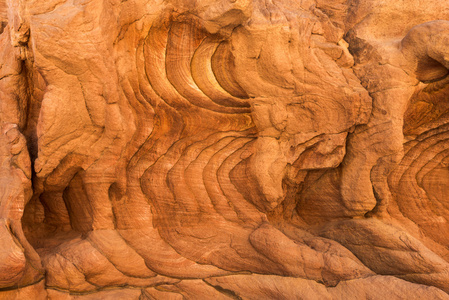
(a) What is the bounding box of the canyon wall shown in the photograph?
[1,0,449,298]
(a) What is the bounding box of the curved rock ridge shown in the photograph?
[0,0,449,299]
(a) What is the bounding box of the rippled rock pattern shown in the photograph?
[1,0,449,299]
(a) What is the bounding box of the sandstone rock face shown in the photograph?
[1,0,449,298]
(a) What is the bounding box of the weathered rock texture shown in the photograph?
[1,0,449,299]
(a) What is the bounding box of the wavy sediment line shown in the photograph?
[390,123,449,256]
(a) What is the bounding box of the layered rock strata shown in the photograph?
[1,0,449,299]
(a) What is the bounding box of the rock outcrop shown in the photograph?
[1,0,449,299]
